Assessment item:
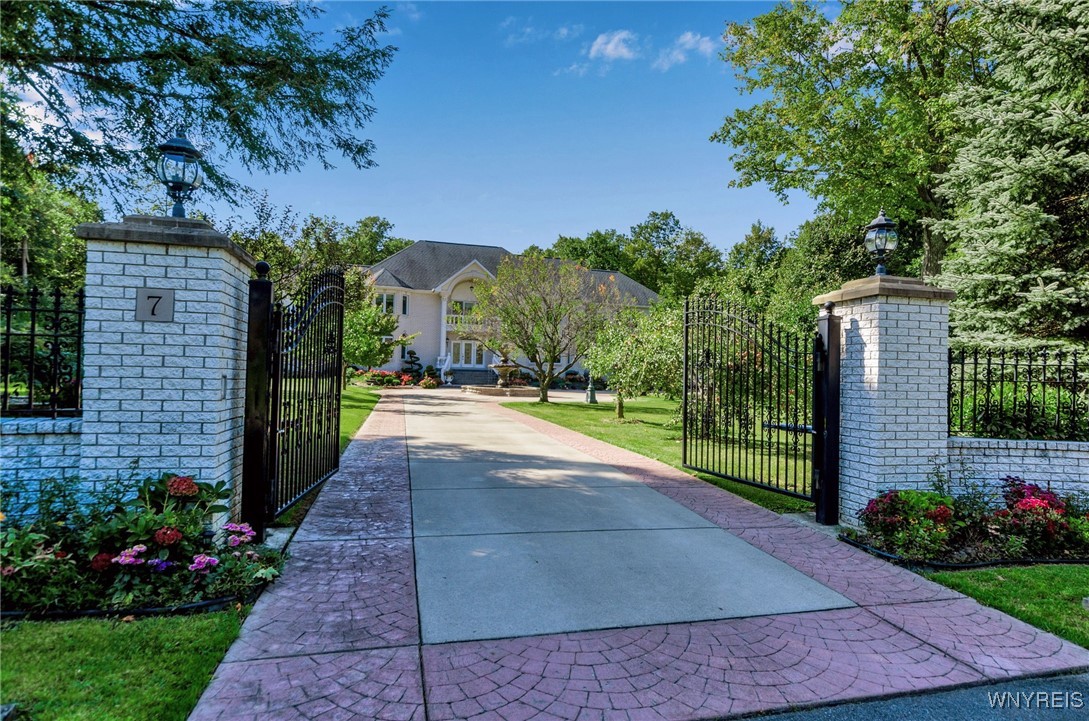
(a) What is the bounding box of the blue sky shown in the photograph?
[209,1,818,253]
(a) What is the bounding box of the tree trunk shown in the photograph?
[615,394,625,419]
[538,384,549,403]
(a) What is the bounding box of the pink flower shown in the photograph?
[188,554,219,573]
[113,545,148,566]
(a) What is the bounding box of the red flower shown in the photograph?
[154,527,184,546]
[54,550,68,559]
[925,505,953,525]
[166,476,199,497]
[90,552,114,572]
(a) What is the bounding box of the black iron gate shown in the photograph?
[242,262,345,540]
[682,298,839,524]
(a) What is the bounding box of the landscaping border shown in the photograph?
[0,585,264,622]
[838,534,1089,571]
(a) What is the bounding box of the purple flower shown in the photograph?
[223,522,256,548]
[147,559,174,572]
[188,554,220,573]
[112,544,148,566]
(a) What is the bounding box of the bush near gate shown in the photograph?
[852,476,1089,563]
[0,474,283,614]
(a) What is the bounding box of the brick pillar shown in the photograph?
[73,216,255,512]
[813,275,955,526]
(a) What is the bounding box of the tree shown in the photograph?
[585,303,682,419]
[0,1,395,203]
[936,0,1089,349]
[0,144,100,291]
[712,1,987,277]
[341,304,411,375]
[624,211,724,297]
[470,255,625,402]
[549,230,629,276]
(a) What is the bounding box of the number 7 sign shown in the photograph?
[135,288,175,322]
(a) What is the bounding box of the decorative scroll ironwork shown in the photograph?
[682,297,824,501]
[267,268,346,518]
[949,347,1087,441]
[1,286,84,418]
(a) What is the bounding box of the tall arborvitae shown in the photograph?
[937,0,1089,349]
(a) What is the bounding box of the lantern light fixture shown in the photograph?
[863,209,899,276]
[156,129,203,218]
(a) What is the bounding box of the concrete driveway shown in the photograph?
[189,389,1089,721]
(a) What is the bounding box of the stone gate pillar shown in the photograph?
[74,216,255,513]
[813,276,955,526]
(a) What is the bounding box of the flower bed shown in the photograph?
[0,474,283,616]
[843,476,1089,565]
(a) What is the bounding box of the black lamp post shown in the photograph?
[864,209,898,276]
[156,129,204,218]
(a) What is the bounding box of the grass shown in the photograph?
[0,385,382,720]
[926,565,1089,649]
[504,395,814,514]
[339,383,382,452]
[0,611,243,721]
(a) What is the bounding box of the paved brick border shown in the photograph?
[189,391,1089,721]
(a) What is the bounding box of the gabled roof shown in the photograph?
[368,240,512,291]
[367,240,658,306]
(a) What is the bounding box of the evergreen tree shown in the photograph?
[937,0,1089,348]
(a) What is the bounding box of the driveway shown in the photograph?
[189,389,1089,721]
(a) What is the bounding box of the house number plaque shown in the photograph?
[135,288,175,322]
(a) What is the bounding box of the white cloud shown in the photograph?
[554,62,590,77]
[395,2,423,23]
[589,30,639,61]
[553,24,584,41]
[653,31,717,71]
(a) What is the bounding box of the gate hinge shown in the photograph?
[812,468,821,490]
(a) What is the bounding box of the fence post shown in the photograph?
[813,275,956,526]
[241,261,273,543]
[813,301,840,525]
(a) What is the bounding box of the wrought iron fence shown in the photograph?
[1,286,85,418]
[949,347,1087,441]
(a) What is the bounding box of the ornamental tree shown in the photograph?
[584,302,682,419]
[469,255,626,403]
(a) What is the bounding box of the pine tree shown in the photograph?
[937,0,1089,348]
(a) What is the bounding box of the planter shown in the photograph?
[838,533,1089,571]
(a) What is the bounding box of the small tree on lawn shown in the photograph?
[341,288,415,380]
[585,303,682,419]
[470,255,624,402]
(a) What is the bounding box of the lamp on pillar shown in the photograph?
[156,129,204,218]
[863,209,898,276]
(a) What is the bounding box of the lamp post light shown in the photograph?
[864,209,899,276]
[156,129,204,218]
[585,374,598,404]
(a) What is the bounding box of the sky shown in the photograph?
[207,1,819,254]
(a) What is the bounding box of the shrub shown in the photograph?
[0,474,283,613]
[855,475,1089,563]
[419,376,439,389]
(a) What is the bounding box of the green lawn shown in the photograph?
[340,383,382,452]
[0,612,242,721]
[926,565,1089,649]
[504,396,814,514]
[0,386,382,720]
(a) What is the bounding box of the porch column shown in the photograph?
[438,293,448,364]
[813,275,955,526]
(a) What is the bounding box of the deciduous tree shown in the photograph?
[470,256,626,402]
[712,0,986,277]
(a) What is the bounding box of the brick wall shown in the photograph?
[75,217,253,508]
[0,418,82,488]
[948,437,1089,497]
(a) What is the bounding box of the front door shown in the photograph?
[451,340,486,368]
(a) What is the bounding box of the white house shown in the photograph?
[362,240,658,384]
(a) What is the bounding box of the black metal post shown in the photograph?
[682,297,689,467]
[813,302,840,525]
[241,261,274,543]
